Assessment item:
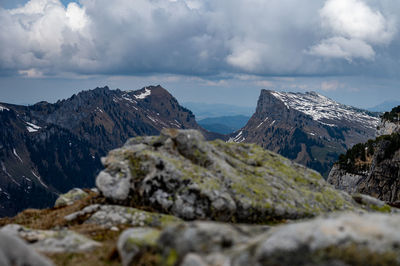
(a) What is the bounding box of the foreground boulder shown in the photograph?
[97,129,361,223]
[0,231,53,266]
[153,212,400,266]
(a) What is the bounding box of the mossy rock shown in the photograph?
[156,213,400,266]
[117,227,161,266]
[54,188,89,208]
[96,129,363,223]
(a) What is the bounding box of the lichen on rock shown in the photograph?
[96,129,361,223]
[118,227,161,266]
[65,204,182,228]
[155,213,400,266]
[54,188,89,208]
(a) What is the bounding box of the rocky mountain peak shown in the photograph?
[0,85,221,217]
[230,90,379,177]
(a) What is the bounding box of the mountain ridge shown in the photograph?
[0,85,222,217]
[229,89,379,177]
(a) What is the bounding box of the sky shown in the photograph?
[0,0,399,109]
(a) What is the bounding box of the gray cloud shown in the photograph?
[0,0,399,78]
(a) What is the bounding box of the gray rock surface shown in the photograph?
[377,119,400,136]
[327,165,365,194]
[65,204,182,228]
[96,129,361,223]
[156,213,400,266]
[253,212,400,265]
[1,224,100,253]
[118,227,161,266]
[0,231,53,266]
[159,221,269,257]
[54,188,89,208]
[328,133,400,204]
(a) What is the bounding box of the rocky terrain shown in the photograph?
[328,106,400,204]
[0,86,221,217]
[1,129,399,266]
[229,90,379,177]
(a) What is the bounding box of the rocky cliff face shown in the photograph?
[0,130,398,266]
[377,106,400,136]
[328,106,400,204]
[0,86,220,217]
[229,90,378,177]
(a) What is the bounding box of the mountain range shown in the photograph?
[0,86,381,216]
[0,85,220,217]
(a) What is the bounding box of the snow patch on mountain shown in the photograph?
[26,122,41,132]
[270,91,379,128]
[228,130,245,143]
[122,94,138,104]
[134,88,151,100]
[0,105,9,112]
[13,148,23,163]
[31,170,48,188]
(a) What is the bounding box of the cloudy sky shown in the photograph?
[0,0,399,109]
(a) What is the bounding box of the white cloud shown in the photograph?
[0,0,399,78]
[18,68,44,78]
[309,0,396,61]
[320,0,395,44]
[308,37,375,61]
[226,43,264,72]
[0,0,93,74]
[254,80,274,87]
[320,80,344,91]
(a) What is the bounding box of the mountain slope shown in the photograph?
[0,106,101,217]
[229,90,379,177]
[0,85,220,217]
[328,106,400,203]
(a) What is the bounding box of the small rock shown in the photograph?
[54,188,89,208]
[158,221,269,260]
[0,231,53,266]
[64,204,101,222]
[352,193,392,213]
[66,204,182,228]
[181,253,208,266]
[118,227,161,266]
[110,226,119,232]
[1,224,100,253]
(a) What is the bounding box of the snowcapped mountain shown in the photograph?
[268,91,379,129]
[0,85,221,217]
[229,90,379,177]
